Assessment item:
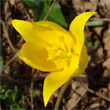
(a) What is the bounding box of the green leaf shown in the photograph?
[0,88,6,93]
[45,0,53,6]
[1,84,7,90]
[0,94,7,99]
[85,20,106,26]
[23,0,68,28]
[5,89,16,102]
[93,41,100,50]
[18,99,22,104]
[4,97,14,105]
[23,0,44,21]
[14,85,18,94]
[32,90,37,98]
[24,95,28,101]
[10,103,24,110]
[87,42,93,48]
[0,84,7,99]
[84,36,90,45]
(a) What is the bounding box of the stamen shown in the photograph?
[47,54,56,60]
[68,41,73,53]
[58,36,68,51]
[47,46,58,61]
[61,58,68,67]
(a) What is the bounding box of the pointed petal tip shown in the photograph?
[12,19,15,27]
[89,11,97,15]
[44,101,47,107]
[43,86,49,107]
[12,19,21,29]
[69,11,97,54]
[12,19,18,25]
[43,92,48,107]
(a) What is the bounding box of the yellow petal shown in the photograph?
[71,46,88,77]
[18,42,59,71]
[33,21,70,36]
[32,21,73,50]
[69,12,96,54]
[43,68,70,107]
[12,20,45,44]
[79,46,88,68]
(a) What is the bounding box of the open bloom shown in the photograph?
[12,12,96,107]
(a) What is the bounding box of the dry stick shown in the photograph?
[30,68,35,110]
[43,0,56,21]
[3,1,16,52]
[72,80,110,102]
[90,18,110,21]
[0,19,16,52]
[54,77,73,110]
[0,19,20,84]
[0,52,20,85]
[27,98,32,107]
[0,52,18,74]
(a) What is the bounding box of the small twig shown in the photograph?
[30,68,35,110]
[23,8,31,21]
[90,18,110,21]
[2,73,20,85]
[54,77,73,110]
[27,98,32,107]
[0,19,16,52]
[20,73,49,83]
[43,0,56,21]
[72,80,110,102]
[0,51,20,85]
[0,51,19,74]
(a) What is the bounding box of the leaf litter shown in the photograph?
[0,0,110,109]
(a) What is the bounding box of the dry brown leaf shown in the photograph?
[100,0,110,10]
[103,27,110,57]
[103,57,110,69]
[72,0,97,14]
[66,73,88,109]
[93,27,103,36]
[89,103,100,109]
[9,0,16,6]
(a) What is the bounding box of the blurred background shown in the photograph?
[0,0,110,109]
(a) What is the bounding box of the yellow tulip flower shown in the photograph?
[12,12,96,107]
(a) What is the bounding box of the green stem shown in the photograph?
[54,77,73,110]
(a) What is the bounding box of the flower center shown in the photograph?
[47,35,74,67]
[57,50,68,58]
[56,49,73,58]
